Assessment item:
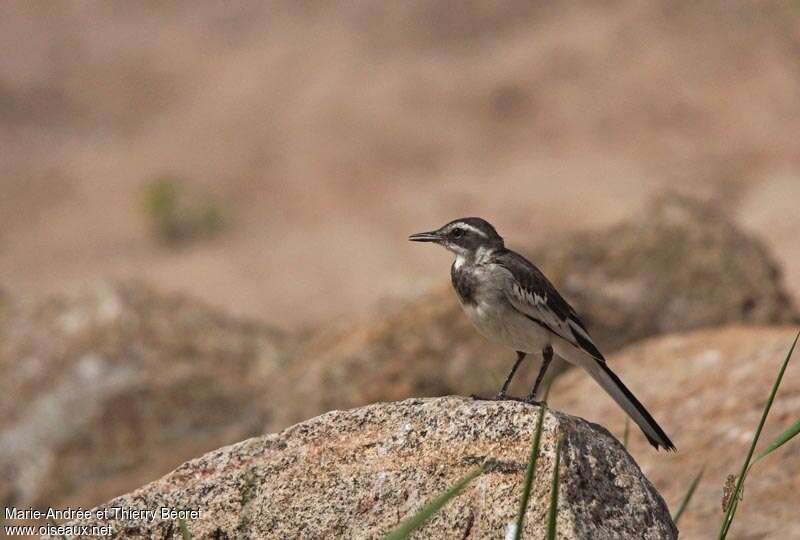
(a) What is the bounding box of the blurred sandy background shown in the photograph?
[4,3,800,538]
[2,1,800,330]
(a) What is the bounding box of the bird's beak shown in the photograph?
[408,230,442,243]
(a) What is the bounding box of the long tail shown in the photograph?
[588,359,675,451]
[557,346,676,451]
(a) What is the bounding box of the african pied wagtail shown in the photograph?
[409,217,675,451]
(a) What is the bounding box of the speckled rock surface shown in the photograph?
[51,397,677,539]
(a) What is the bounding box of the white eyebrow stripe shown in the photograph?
[456,223,487,237]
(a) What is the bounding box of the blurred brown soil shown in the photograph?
[1,1,800,328]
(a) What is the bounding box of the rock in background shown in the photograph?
[549,326,800,540]
[49,397,677,540]
[535,194,796,352]
[0,282,294,511]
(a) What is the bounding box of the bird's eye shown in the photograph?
[452,229,465,239]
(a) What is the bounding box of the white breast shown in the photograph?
[458,265,551,354]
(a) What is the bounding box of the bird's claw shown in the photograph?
[471,393,510,401]
[470,393,541,407]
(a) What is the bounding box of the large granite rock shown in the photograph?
[49,397,677,539]
[0,281,294,512]
[549,326,800,540]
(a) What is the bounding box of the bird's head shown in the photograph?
[409,217,504,259]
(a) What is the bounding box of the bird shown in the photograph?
[409,217,675,451]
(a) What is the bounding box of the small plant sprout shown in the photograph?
[142,175,225,245]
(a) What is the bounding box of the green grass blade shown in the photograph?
[545,436,563,540]
[671,465,705,525]
[623,417,630,448]
[513,404,547,540]
[179,519,192,540]
[719,330,799,539]
[384,465,485,540]
[543,379,553,402]
[754,418,800,463]
[722,491,742,537]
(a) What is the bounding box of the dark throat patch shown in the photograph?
[451,262,477,305]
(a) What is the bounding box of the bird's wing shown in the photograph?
[494,250,675,451]
[494,249,604,360]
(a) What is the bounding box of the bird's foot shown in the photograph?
[471,393,537,406]
[523,396,545,407]
[471,392,512,401]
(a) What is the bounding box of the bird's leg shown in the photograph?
[471,351,526,401]
[525,345,553,405]
[498,351,526,398]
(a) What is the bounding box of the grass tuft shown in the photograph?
[513,403,547,540]
[545,436,563,540]
[718,330,799,539]
[622,417,630,448]
[179,518,192,540]
[383,464,486,540]
[672,465,705,525]
[754,418,800,463]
